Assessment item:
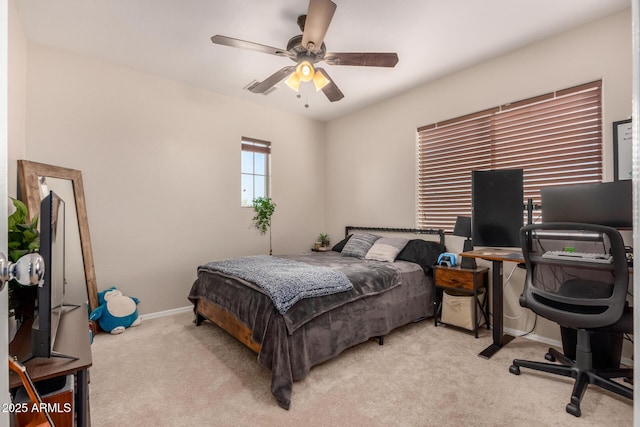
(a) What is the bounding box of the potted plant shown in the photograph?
[252,197,276,255]
[318,233,330,248]
[7,197,40,322]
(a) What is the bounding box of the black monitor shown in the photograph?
[472,169,524,247]
[28,191,77,361]
[541,180,632,228]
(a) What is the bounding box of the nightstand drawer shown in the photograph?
[435,266,487,291]
[434,265,490,337]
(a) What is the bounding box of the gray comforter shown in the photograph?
[199,255,353,314]
[188,252,433,410]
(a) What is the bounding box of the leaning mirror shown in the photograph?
[17,160,99,311]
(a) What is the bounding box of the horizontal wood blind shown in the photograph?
[241,137,271,154]
[417,81,602,232]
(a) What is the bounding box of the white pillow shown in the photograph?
[365,237,409,262]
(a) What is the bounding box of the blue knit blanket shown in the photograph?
[199,256,353,314]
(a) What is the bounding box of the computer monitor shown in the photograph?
[472,169,524,247]
[28,191,78,362]
[541,180,632,228]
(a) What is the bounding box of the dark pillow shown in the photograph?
[332,234,352,252]
[396,239,446,274]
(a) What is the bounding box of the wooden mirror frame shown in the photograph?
[17,160,98,311]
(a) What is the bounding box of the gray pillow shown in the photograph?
[341,233,381,259]
[365,237,409,262]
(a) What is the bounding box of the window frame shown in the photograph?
[241,137,271,207]
[417,80,603,232]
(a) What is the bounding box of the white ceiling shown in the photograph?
[15,0,630,122]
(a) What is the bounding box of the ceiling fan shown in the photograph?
[211,0,399,102]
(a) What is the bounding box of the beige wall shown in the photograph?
[325,9,633,345]
[8,0,26,197]
[23,45,326,314]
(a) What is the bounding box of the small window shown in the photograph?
[241,137,271,207]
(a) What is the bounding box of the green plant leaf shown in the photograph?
[9,249,28,262]
[28,239,40,251]
[7,197,39,262]
[252,197,276,235]
[9,198,28,221]
[22,229,34,239]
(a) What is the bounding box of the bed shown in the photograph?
[188,226,445,409]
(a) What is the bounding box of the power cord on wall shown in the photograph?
[501,262,538,337]
[515,313,538,338]
[503,263,526,321]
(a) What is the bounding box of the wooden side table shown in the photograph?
[9,304,92,426]
[434,265,489,337]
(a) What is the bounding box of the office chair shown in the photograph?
[509,222,633,417]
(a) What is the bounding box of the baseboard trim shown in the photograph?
[139,306,192,321]
[504,326,562,348]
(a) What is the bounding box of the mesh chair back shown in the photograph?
[520,222,628,329]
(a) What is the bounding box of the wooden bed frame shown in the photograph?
[193,226,445,355]
[195,299,261,353]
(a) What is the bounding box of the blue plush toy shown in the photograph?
[89,287,141,334]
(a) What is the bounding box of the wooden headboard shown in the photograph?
[344,226,445,246]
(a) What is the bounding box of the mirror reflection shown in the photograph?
[18,160,99,311]
[38,176,88,306]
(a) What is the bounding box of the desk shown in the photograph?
[460,249,524,359]
[9,304,92,426]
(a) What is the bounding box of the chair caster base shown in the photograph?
[566,402,581,417]
[509,365,520,375]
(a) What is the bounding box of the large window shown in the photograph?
[241,137,271,207]
[417,80,602,232]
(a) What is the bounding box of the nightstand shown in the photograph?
[434,265,489,337]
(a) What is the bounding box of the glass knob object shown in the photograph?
[0,252,45,291]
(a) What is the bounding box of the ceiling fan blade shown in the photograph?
[250,66,296,93]
[301,0,337,52]
[315,67,344,102]
[324,52,399,67]
[211,35,292,58]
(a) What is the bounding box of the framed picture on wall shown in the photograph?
[613,119,632,181]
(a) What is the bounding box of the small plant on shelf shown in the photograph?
[252,197,276,255]
[318,233,330,248]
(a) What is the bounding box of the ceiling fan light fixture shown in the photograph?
[285,72,301,91]
[285,61,317,92]
[297,61,315,82]
[212,0,399,103]
[312,69,330,91]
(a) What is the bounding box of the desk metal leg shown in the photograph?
[479,259,515,358]
[433,287,444,327]
[76,369,89,426]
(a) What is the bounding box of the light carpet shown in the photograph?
[89,311,633,426]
